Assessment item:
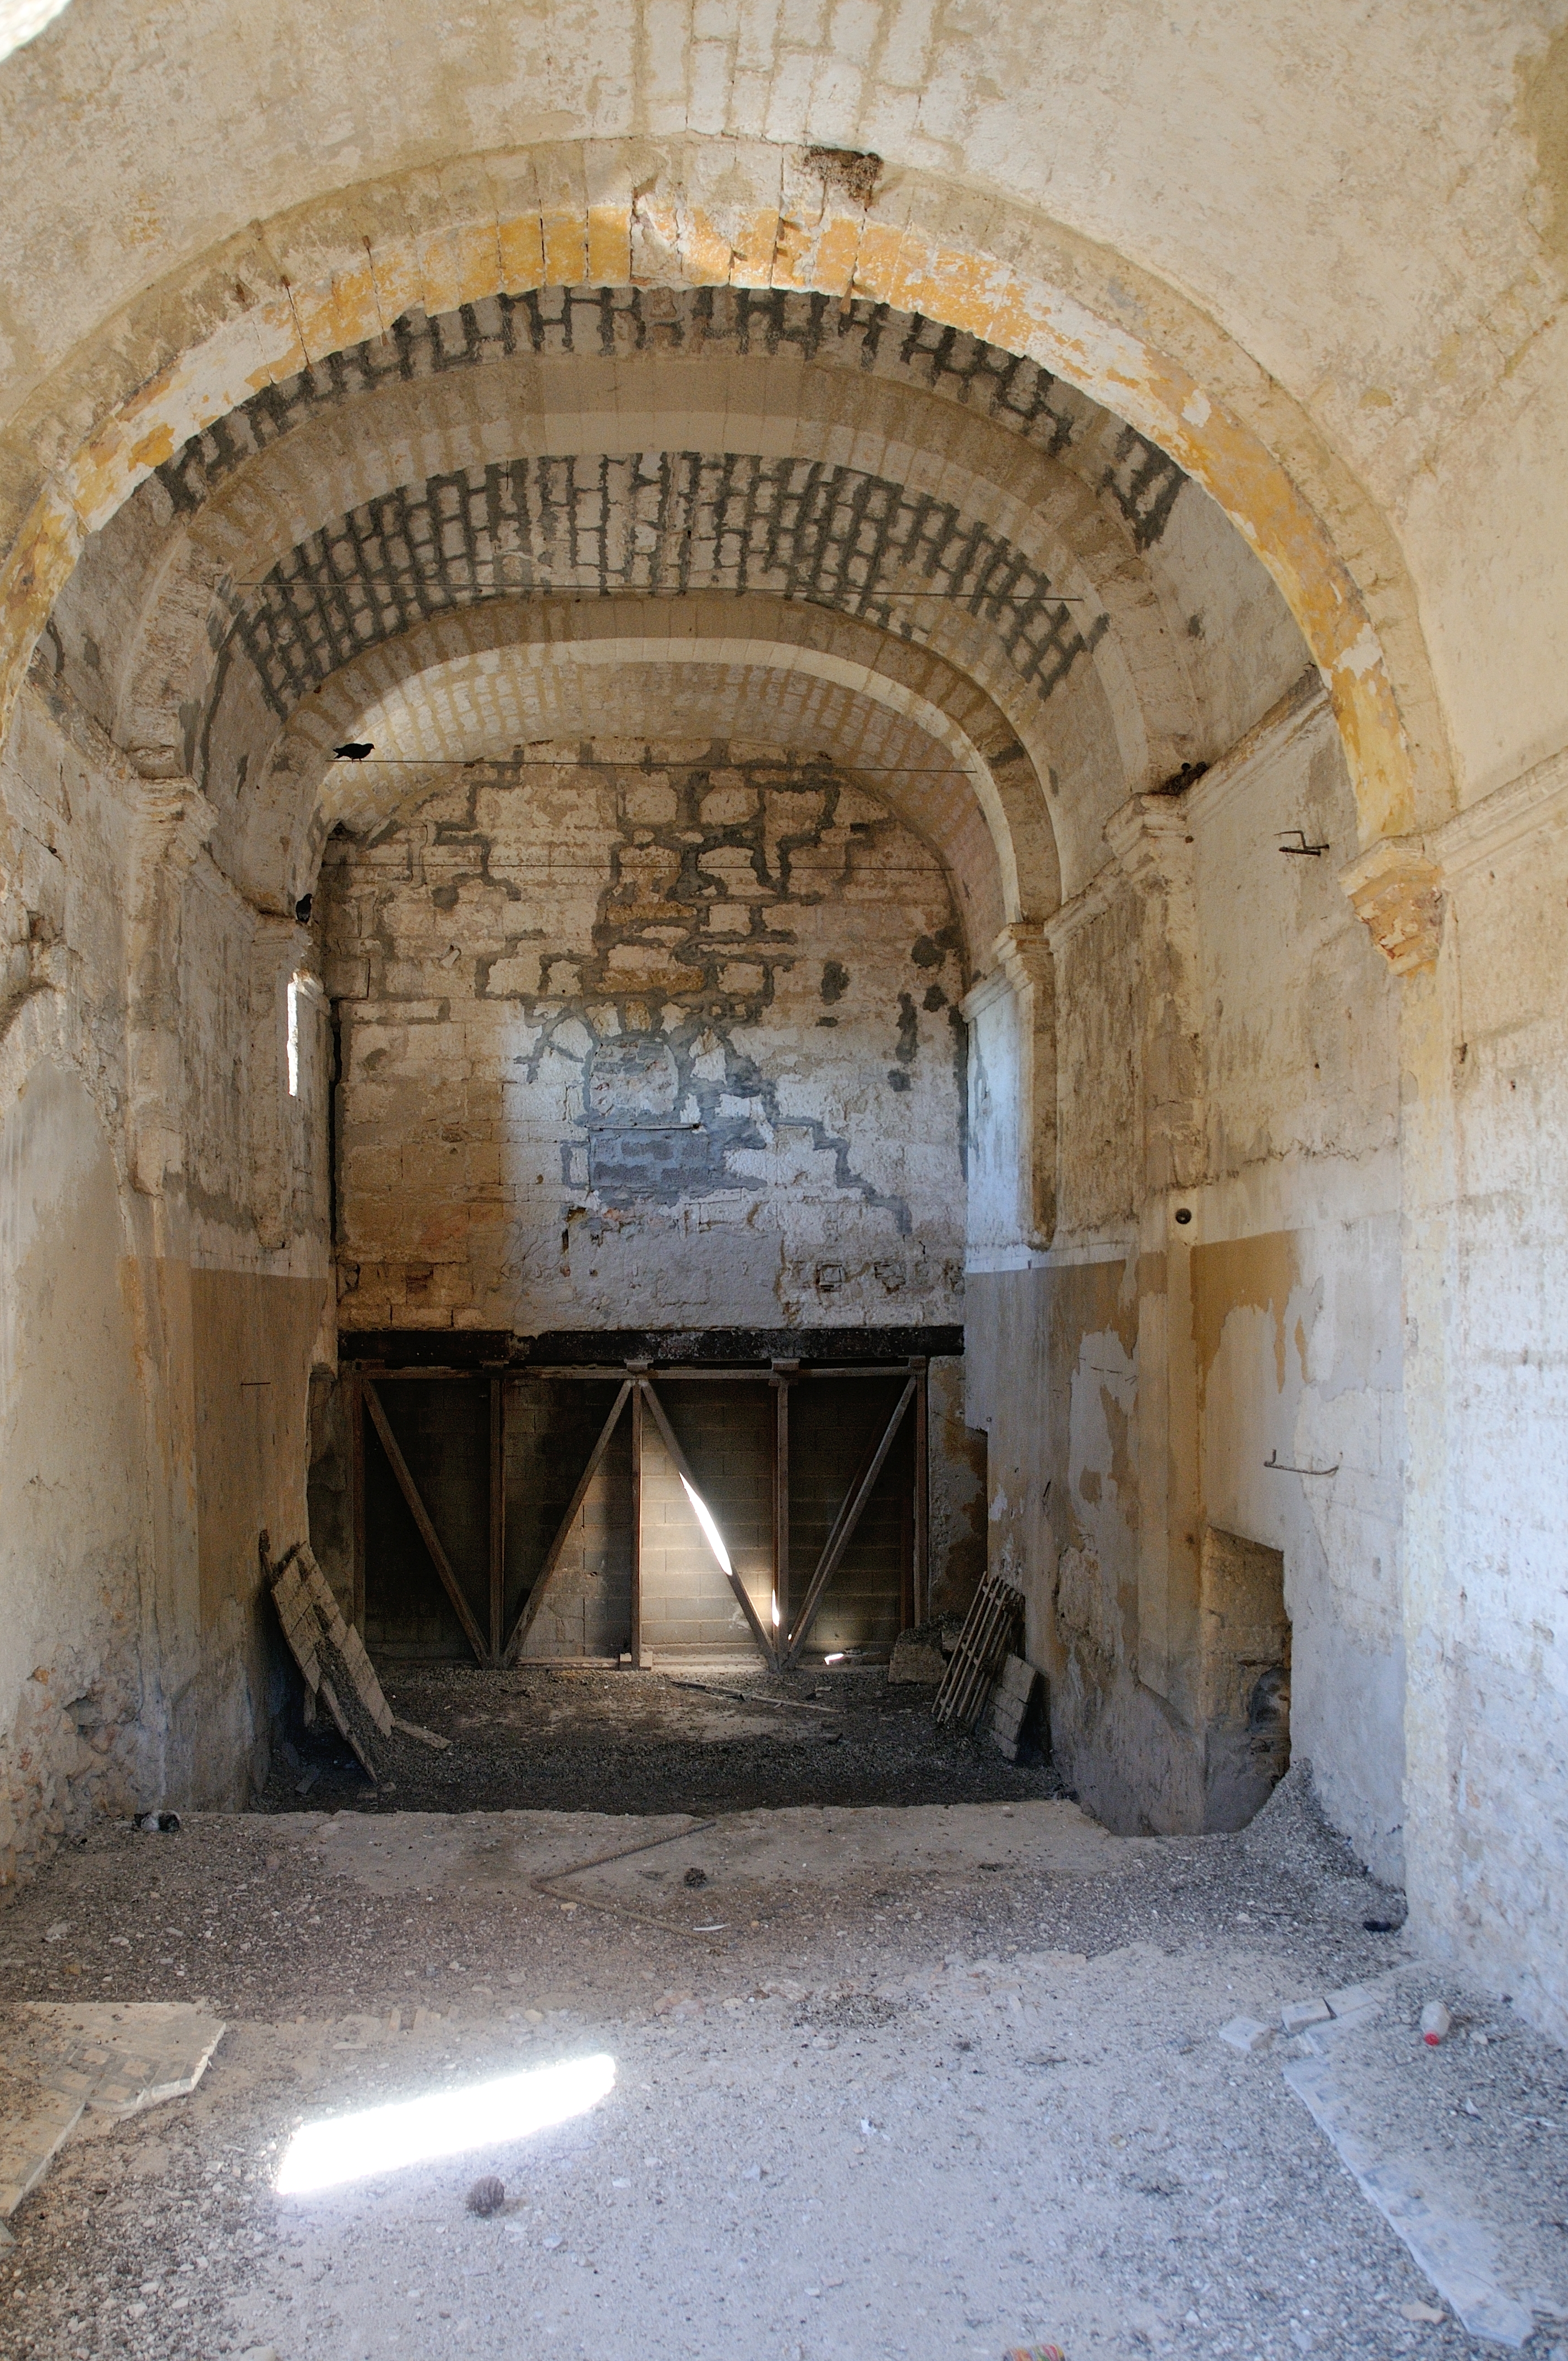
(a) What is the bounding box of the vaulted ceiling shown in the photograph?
[41,285,1309,966]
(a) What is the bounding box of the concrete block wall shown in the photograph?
[638,1402,773,1661]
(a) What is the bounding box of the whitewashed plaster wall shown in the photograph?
[0,666,332,1873]
[966,688,1408,1878]
[1400,758,1568,2041]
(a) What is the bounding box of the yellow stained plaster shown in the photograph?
[499,211,547,292]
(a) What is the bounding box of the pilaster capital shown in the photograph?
[991,920,1053,997]
[1104,793,1195,896]
[1340,836,1444,976]
[127,779,217,883]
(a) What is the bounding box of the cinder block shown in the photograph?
[1217,2016,1273,2055]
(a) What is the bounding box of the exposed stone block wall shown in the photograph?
[322,741,967,1334]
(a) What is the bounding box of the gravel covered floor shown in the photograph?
[0,1764,1564,2360]
[256,1663,1067,1818]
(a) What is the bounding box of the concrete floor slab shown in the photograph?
[0,1775,1561,2359]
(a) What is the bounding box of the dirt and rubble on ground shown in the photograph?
[252,1662,1064,1819]
[0,1770,1560,2359]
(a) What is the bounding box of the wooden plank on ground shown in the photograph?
[264,1536,391,1780]
[298,1547,395,1738]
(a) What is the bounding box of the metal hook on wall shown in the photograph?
[1264,1448,1341,1477]
[1277,829,1329,857]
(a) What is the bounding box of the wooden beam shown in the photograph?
[913,1357,929,1628]
[900,1428,915,1634]
[639,1378,778,1669]
[630,1377,644,1670]
[362,1381,487,1663]
[772,1366,793,1657]
[347,1369,366,1636]
[783,1377,917,1668]
[362,1379,490,1666]
[502,1380,633,1664]
[796,1411,886,1620]
[489,1376,505,1661]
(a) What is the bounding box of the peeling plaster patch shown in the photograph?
[1516,21,1568,268]
[1335,624,1386,682]
[1191,1231,1301,1400]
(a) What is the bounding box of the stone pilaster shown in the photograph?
[991,919,1057,1248]
[123,780,216,1201]
[1104,792,1204,1196]
[1103,792,1206,1728]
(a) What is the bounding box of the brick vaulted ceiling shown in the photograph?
[42,284,1310,960]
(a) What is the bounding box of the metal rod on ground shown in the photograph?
[531,1817,725,1944]
[502,1380,633,1663]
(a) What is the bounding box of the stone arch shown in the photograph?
[244,597,1059,960]
[78,293,1219,822]
[0,140,1443,861]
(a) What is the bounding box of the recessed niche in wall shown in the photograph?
[1198,1526,1291,1831]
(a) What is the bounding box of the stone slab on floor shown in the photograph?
[0,2001,225,2216]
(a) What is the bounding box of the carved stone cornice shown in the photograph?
[992,919,1052,994]
[1340,837,1444,976]
[1430,742,1568,882]
[1041,864,1120,957]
